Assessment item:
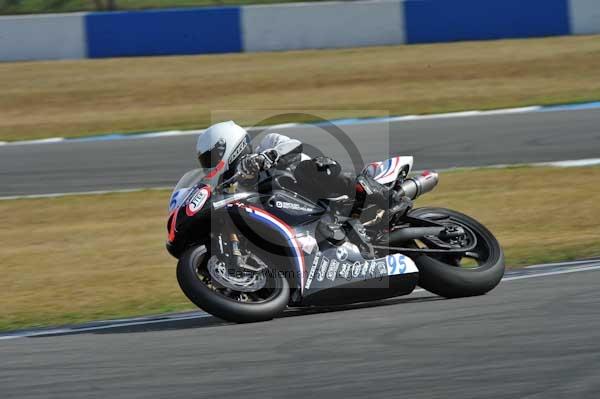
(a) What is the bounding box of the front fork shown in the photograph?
[214,232,263,273]
[229,233,245,270]
[213,232,241,267]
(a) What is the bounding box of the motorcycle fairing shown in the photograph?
[299,248,419,306]
[225,200,418,302]
[169,168,206,212]
[169,187,192,213]
[263,190,326,226]
[227,203,308,293]
[303,248,418,291]
[363,156,414,185]
[167,170,421,306]
[167,183,213,257]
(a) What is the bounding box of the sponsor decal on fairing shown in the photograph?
[352,261,362,278]
[360,261,370,277]
[305,252,321,290]
[316,257,330,282]
[186,186,211,216]
[386,254,418,275]
[339,262,351,279]
[336,246,348,261]
[273,201,315,212]
[304,249,417,289]
[327,259,340,281]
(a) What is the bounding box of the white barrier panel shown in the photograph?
[242,0,405,52]
[0,13,86,61]
[569,0,600,35]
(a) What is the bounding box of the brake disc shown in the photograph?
[207,256,267,293]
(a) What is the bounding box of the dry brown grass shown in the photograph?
[420,166,600,265]
[1,166,599,331]
[1,35,600,141]
[0,190,188,331]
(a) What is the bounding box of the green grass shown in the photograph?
[1,165,599,331]
[0,0,322,15]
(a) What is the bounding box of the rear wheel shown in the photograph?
[406,207,505,298]
[177,245,290,323]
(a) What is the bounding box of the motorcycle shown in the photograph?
[166,155,504,323]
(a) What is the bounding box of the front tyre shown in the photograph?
[408,207,505,298]
[177,245,290,323]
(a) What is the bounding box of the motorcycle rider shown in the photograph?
[196,121,411,220]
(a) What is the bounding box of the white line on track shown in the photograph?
[502,264,600,281]
[525,259,600,269]
[2,157,599,201]
[1,260,599,340]
[0,313,213,341]
[539,158,600,167]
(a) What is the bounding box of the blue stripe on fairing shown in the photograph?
[244,208,305,290]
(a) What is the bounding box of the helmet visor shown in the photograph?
[198,138,226,169]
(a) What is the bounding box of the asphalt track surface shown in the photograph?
[2,262,600,398]
[2,108,600,196]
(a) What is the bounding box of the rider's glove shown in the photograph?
[238,154,264,180]
[237,150,279,180]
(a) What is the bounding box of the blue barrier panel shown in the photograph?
[86,8,242,58]
[404,0,570,44]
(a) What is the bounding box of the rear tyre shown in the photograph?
[177,245,290,323]
[407,207,505,298]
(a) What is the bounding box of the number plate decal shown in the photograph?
[186,186,211,216]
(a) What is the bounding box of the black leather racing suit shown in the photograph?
[240,133,409,218]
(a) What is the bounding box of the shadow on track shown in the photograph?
[87,294,442,335]
[24,294,441,338]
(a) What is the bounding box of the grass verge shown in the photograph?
[2,35,600,141]
[1,165,599,331]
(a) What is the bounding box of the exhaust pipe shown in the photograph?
[398,170,439,200]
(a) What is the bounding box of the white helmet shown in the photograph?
[196,121,251,180]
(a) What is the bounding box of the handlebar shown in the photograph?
[216,171,243,191]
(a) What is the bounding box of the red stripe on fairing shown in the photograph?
[168,208,178,242]
[243,205,306,291]
[381,157,399,179]
[204,160,225,180]
[367,162,380,178]
[372,162,385,179]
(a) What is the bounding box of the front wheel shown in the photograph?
[177,245,290,323]
[407,207,505,298]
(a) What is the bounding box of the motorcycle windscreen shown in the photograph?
[169,169,206,212]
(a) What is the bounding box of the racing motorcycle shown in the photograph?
[166,155,504,323]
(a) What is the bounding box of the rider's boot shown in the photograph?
[355,175,413,223]
[388,190,413,223]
